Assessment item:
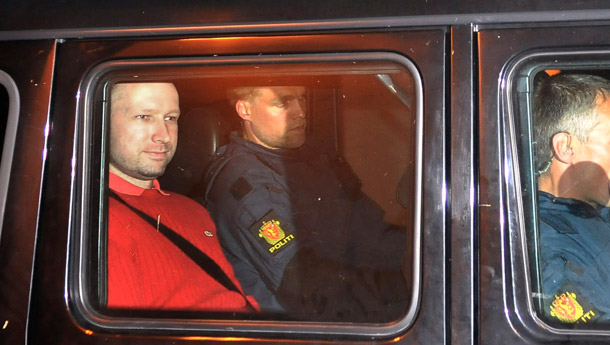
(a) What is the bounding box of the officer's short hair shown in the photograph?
[227,87,262,106]
[534,73,610,174]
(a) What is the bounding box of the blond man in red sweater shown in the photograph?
[106,82,257,312]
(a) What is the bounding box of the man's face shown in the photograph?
[241,86,307,149]
[109,83,180,187]
[569,99,610,207]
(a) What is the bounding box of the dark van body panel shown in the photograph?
[3,1,610,33]
[25,31,446,344]
[478,25,610,344]
[2,1,610,344]
[0,40,55,345]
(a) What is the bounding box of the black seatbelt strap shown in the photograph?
[109,190,255,310]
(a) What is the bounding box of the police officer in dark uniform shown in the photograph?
[534,73,610,325]
[204,85,408,322]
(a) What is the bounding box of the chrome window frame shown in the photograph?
[0,70,20,240]
[67,52,424,339]
[502,48,610,339]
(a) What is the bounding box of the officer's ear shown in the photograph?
[235,100,251,121]
[551,132,575,164]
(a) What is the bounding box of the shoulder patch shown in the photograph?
[547,283,598,324]
[550,290,597,323]
[248,209,296,256]
[230,177,252,201]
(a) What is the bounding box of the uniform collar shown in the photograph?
[109,172,169,196]
[538,190,607,219]
[229,131,314,159]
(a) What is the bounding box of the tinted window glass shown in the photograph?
[70,54,422,337]
[519,67,610,330]
[0,84,7,156]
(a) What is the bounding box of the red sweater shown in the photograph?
[107,172,258,312]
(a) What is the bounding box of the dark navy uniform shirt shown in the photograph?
[204,132,406,313]
[538,191,610,325]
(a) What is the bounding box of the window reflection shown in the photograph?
[91,59,420,325]
[531,71,610,327]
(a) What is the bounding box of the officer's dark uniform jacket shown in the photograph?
[538,191,610,325]
[204,132,408,321]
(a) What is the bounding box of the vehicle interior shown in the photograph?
[158,65,416,228]
[79,59,420,326]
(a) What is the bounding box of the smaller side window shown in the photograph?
[530,70,610,328]
[510,63,610,335]
[0,70,19,239]
[0,84,7,153]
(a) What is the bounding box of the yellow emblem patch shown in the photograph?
[250,209,296,256]
[550,291,584,323]
[259,220,285,245]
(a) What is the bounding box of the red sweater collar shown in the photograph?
[109,172,169,196]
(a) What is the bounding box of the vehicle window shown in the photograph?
[0,70,19,239]
[70,54,422,338]
[0,84,7,154]
[515,65,610,331]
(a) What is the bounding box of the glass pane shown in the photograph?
[530,69,610,328]
[73,56,421,331]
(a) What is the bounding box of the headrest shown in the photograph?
[159,103,240,197]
